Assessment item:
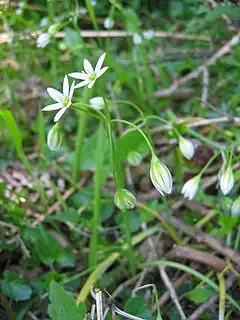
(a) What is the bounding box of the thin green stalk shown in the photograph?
[38,107,46,171]
[109,100,145,118]
[103,100,135,274]
[85,0,102,48]
[123,210,135,275]
[199,152,220,176]
[142,260,240,311]
[188,128,223,150]
[136,202,183,244]
[234,224,240,251]
[89,123,105,268]
[218,273,226,320]
[72,89,90,182]
[77,225,159,304]
[111,119,155,155]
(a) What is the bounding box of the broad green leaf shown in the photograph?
[48,281,84,320]
[36,225,66,264]
[124,295,154,320]
[2,271,32,301]
[186,286,214,304]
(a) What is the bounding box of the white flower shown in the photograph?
[150,154,172,195]
[181,175,200,200]
[232,196,240,216]
[47,123,62,151]
[127,151,142,167]
[91,0,97,6]
[37,33,50,48]
[220,167,234,195]
[69,52,108,89]
[179,136,195,160]
[42,75,75,122]
[89,97,105,110]
[144,29,155,40]
[133,33,142,45]
[114,189,136,211]
[40,17,49,27]
[104,17,114,29]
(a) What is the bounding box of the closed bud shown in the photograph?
[89,96,105,110]
[231,196,240,216]
[220,167,234,195]
[47,123,62,151]
[150,154,172,196]
[104,17,114,29]
[181,175,200,200]
[179,136,194,160]
[114,188,136,211]
[127,151,142,167]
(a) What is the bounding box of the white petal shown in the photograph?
[68,72,88,80]
[69,81,75,100]
[63,75,69,97]
[42,103,62,111]
[54,107,68,122]
[47,88,64,102]
[96,66,108,78]
[95,52,106,74]
[74,80,90,89]
[84,59,94,75]
[88,79,96,88]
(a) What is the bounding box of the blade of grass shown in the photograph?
[0,110,33,173]
[77,225,159,304]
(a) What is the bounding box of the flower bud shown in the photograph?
[220,167,234,195]
[150,155,172,195]
[127,151,142,167]
[178,136,194,160]
[104,17,114,29]
[89,97,105,110]
[114,188,136,211]
[231,196,240,216]
[133,33,142,45]
[47,123,62,151]
[181,175,200,200]
[37,33,50,48]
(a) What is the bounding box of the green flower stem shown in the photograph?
[104,101,135,275]
[188,128,223,150]
[72,89,90,182]
[111,119,155,155]
[108,100,145,118]
[199,152,220,177]
[218,273,226,320]
[144,115,171,126]
[234,225,240,251]
[123,210,136,276]
[72,104,107,122]
[89,122,105,268]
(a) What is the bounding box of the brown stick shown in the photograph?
[155,31,240,98]
[0,30,211,45]
[165,245,227,271]
[136,202,240,266]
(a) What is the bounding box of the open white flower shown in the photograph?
[69,53,108,89]
[150,154,172,196]
[42,75,75,122]
[181,175,200,200]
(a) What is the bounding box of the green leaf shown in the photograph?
[124,295,154,320]
[2,271,32,301]
[48,281,84,320]
[117,129,149,161]
[36,226,66,264]
[186,286,214,304]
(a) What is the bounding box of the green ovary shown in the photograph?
[63,97,69,106]
[89,73,96,81]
